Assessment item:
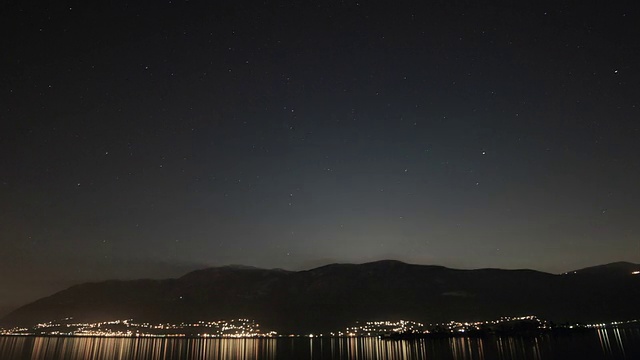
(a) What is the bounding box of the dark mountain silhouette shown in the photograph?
[0,305,16,319]
[2,260,639,333]
[568,261,640,276]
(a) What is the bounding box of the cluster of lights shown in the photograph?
[0,318,276,338]
[437,315,548,333]
[337,316,640,337]
[337,315,547,336]
[583,320,639,329]
[2,316,639,338]
[336,320,426,337]
[338,316,551,336]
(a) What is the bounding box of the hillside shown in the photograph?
[2,261,639,333]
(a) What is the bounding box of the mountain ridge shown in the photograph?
[2,260,639,333]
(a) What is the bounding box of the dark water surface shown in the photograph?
[1,328,639,359]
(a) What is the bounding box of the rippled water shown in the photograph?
[1,328,639,359]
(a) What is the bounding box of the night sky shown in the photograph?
[1,1,639,313]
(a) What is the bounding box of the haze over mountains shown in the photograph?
[2,261,639,333]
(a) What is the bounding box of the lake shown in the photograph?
[1,328,639,359]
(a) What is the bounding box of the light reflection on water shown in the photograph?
[0,328,639,359]
[0,337,277,360]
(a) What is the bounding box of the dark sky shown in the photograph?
[1,1,639,311]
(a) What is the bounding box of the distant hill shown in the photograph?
[0,305,17,320]
[567,261,640,276]
[2,260,639,333]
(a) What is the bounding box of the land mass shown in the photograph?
[2,260,639,333]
